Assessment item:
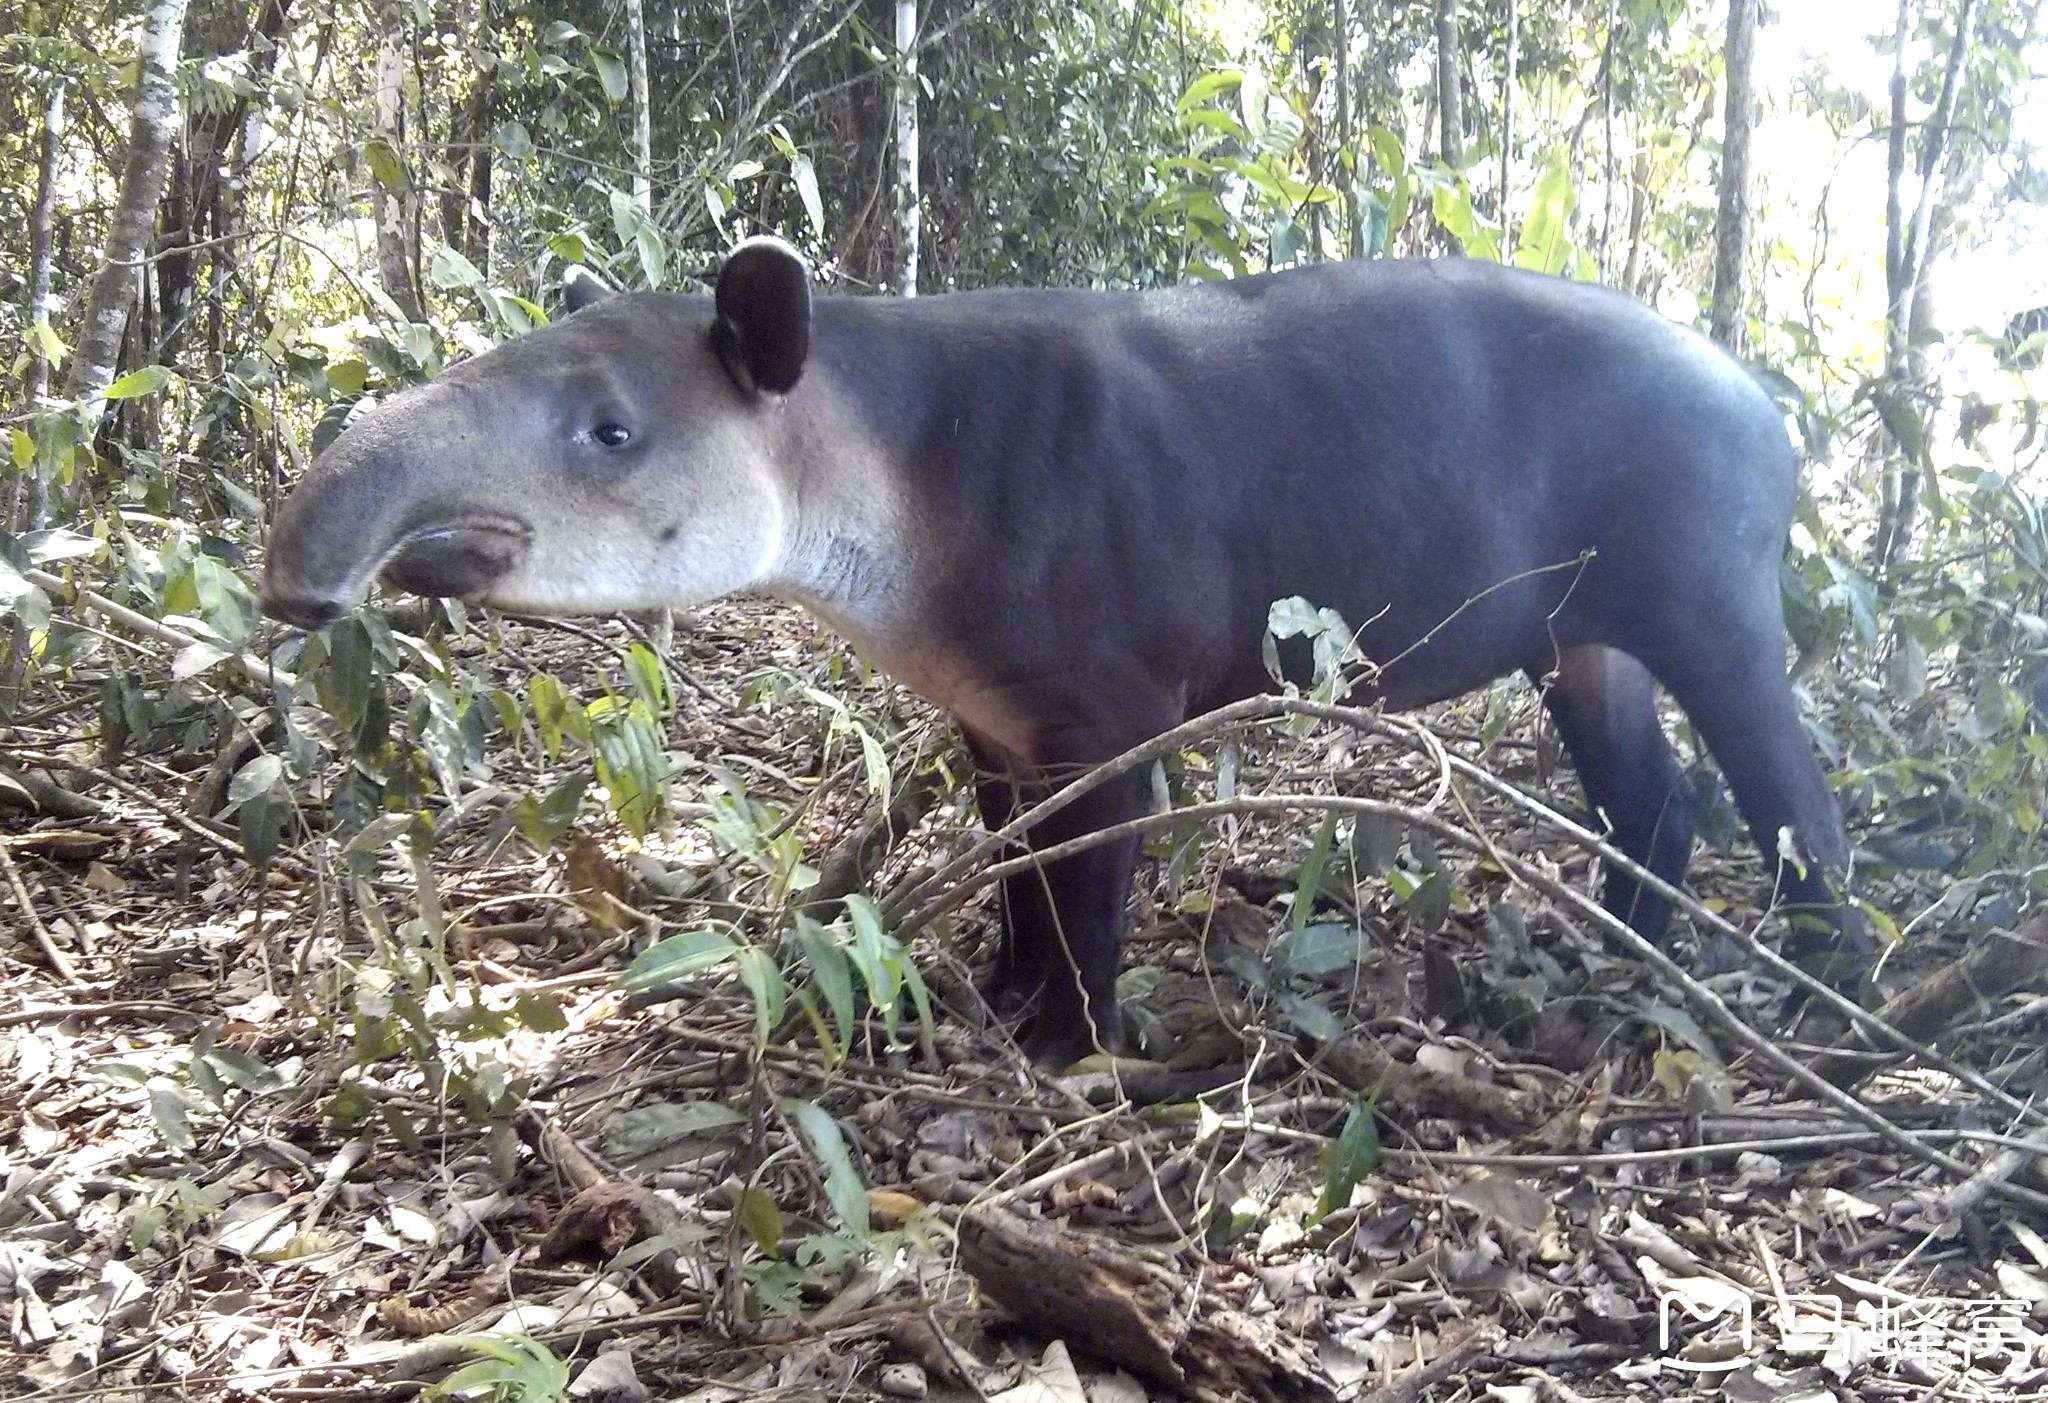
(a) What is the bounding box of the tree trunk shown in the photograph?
[27,83,64,406]
[626,0,652,208]
[1709,0,1758,350]
[894,0,920,295]
[1599,0,1618,279]
[1876,0,1981,569]
[1884,0,1911,306]
[373,0,423,322]
[8,81,65,533]
[66,0,192,413]
[1434,0,1464,167]
[1334,0,1360,258]
[1499,0,1518,227]
[1623,149,1649,294]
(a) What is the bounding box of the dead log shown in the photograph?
[1317,1032,1543,1131]
[1810,920,2048,1085]
[955,1205,1337,1403]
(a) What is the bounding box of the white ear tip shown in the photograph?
[562,265,617,310]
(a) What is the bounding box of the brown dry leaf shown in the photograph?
[83,861,126,893]
[867,1188,925,1228]
[566,835,634,930]
[377,1277,506,1336]
[1048,1177,1119,1211]
[1448,1175,1549,1234]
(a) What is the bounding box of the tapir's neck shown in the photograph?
[753,352,921,646]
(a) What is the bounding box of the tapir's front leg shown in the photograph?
[967,734,1153,1063]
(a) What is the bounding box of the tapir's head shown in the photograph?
[259,237,817,629]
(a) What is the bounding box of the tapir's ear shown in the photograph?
[561,265,615,314]
[713,236,811,395]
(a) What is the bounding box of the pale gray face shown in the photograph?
[260,240,814,629]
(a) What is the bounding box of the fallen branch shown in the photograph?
[803,768,943,910]
[1809,920,2048,1085]
[955,1204,1338,1403]
[1317,1031,1544,1131]
[0,762,102,819]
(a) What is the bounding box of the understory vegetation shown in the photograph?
[3,0,2048,1399]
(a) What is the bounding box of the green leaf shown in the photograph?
[9,427,31,471]
[362,137,404,191]
[25,529,101,565]
[323,358,369,399]
[27,320,67,366]
[594,49,629,103]
[428,244,485,290]
[1315,1100,1380,1219]
[149,1083,196,1153]
[735,944,788,1044]
[1290,813,1337,939]
[171,640,232,681]
[1178,69,1243,111]
[633,220,667,290]
[736,1186,784,1256]
[1511,151,1578,276]
[1279,922,1365,978]
[791,152,825,238]
[494,120,535,160]
[103,365,175,400]
[622,928,739,993]
[783,1098,869,1236]
[797,915,856,1048]
[1277,991,1347,1043]
[204,1046,286,1094]
[510,772,588,850]
[227,753,284,806]
[603,1100,746,1159]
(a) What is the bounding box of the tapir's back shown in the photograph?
[816,258,1799,712]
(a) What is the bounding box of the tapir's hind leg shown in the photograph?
[1644,631,1870,966]
[1531,645,1694,938]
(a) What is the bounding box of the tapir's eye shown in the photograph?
[592,423,632,448]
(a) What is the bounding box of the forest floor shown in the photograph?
[4,599,2048,1403]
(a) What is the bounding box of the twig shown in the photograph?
[887,691,2044,1132]
[0,843,81,985]
[23,567,293,692]
[0,1001,200,1027]
[903,787,2048,1211]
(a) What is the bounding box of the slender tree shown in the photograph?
[1500,0,1518,230]
[7,81,66,532]
[1877,0,1983,567]
[67,0,192,411]
[1334,0,1361,258]
[1435,0,1464,167]
[895,0,920,295]
[626,0,652,208]
[1710,0,1758,349]
[26,82,64,407]
[373,0,422,321]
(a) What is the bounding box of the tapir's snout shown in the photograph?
[259,367,548,631]
[259,590,348,630]
[379,519,533,601]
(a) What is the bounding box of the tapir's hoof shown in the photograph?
[1781,909,1877,988]
[1020,1006,1124,1070]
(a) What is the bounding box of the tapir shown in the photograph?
[261,236,1866,1062]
